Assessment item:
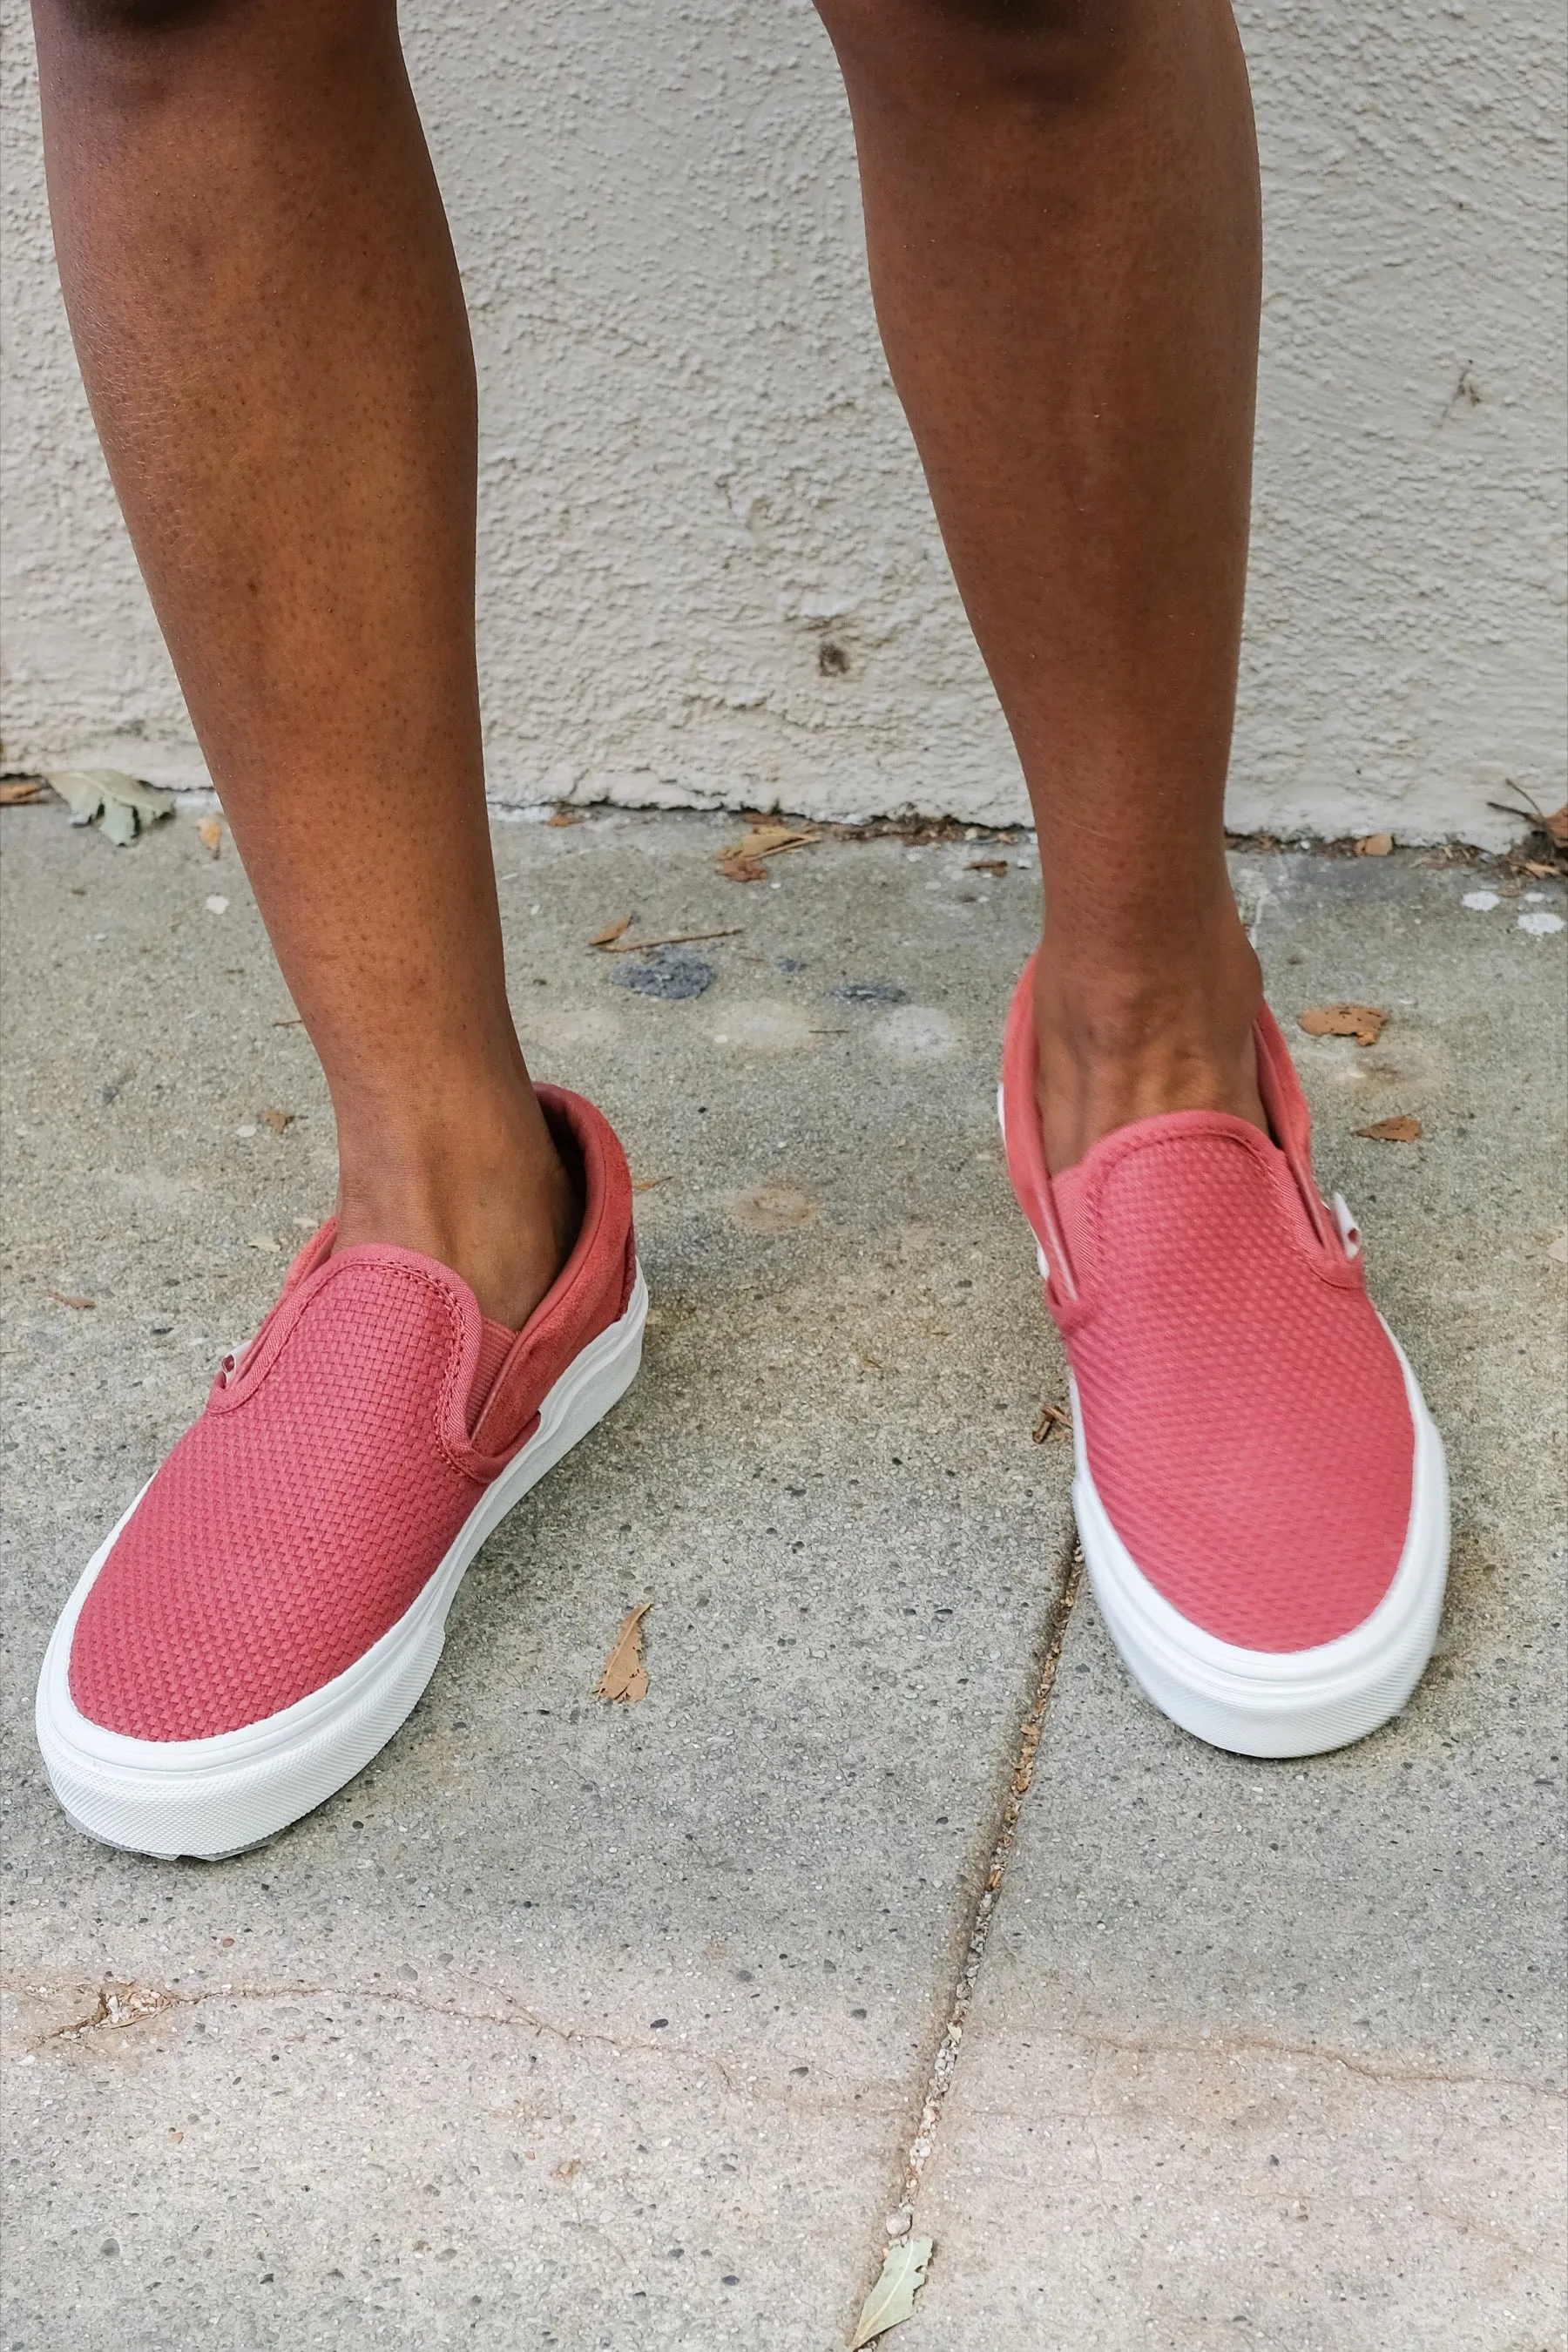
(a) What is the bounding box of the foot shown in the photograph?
[35,1085,645,1859]
[333,1074,581,1330]
[1031,922,1267,1173]
[1001,959,1450,1758]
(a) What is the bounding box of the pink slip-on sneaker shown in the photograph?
[36,1085,647,1858]
[1000,958,1449,1757]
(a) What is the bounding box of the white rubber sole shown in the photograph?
[1071,1334,1450,1758]
[36,1266,649,1860]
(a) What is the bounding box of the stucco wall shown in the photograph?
[3,1,1564,841]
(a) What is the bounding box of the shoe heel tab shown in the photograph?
[536,1085,633,1234]
[1254,1006,1336,1252]
[467,1086,636,1461]
[1001,957,1080,1301]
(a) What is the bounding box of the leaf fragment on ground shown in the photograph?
[591,916,633,947]
[1298,1002,1387,1047]
[717,851,769,882]
[716,824,819,881]
[547,808,578,827]
[198,816,222,856]
[604,928,741,955]
[595,1602,652,1705]
[724,822,820,858]
[1355,831,1394,857]
[1548,805,1568,848]
[850,2237,935,2348]
[0,777,44,806]
[261,1107,294,1133]
[46,769,174,846]
[1032,1399,1069,1444]
[968,857,1008,877]
[631,1176,669,1193]
[1355,1114,1423,1142]
[46,1290,95,1310]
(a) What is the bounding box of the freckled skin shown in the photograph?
[31,0,1267,1325]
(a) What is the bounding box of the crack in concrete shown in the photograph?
[869,1538,1083,2269]
[1068,2024,1567,2101]
[15,1974,907,2118]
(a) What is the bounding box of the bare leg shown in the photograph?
[31,0,571,1326]
[815,0,1267,1169]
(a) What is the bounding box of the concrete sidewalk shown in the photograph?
[1,804,1563,2352]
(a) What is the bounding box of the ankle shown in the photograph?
[1032,926,1267,1173]
[332,1078,578,1328]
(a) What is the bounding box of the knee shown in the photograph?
[33,0,395,106]
[35,0,390,59]
[814,0,1142,105]
[41,0,285,32]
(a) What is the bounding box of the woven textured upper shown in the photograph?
[70,1085,635,1742]
[1002,965,1414,1652]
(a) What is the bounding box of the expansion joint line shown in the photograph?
[876,1538,1084,2260]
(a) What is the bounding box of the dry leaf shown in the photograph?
[1518,860,1558,879]
[716,823,818,881]
[1547,804,1568,848]
[723,823,819,857]
[604,928,741,955]
[1355,832,1394,857]
[1298,1003,1388,1048]
[197,816,222,857]
[591,916,633,948]
[0,777,44,806]
[851,2237,935,2348]
[968,857,1008,877]
[261,1107,294,1133]
[596,1602,652,1704]
[46,768,174,846]
[632,1176,669,1193]
[547,808,578,828]
[47,1290,95,1310]
[1355,1114,1423,1142]
[1032,1400,1069,1444]
[714,824,820,886]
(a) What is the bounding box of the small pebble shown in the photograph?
[834,981,908,1005]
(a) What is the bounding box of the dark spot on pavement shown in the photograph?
[620,950,714,1001]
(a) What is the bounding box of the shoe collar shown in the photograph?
[208,1085,625,1470]
[1001,954,1348,1305]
